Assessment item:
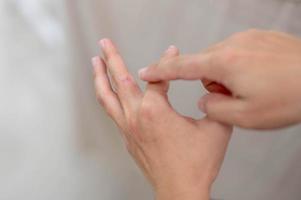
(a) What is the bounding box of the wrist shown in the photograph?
[155,183,211,200]
[155,190,210,200]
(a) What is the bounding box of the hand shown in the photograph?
[92,39,232,200]
[139,30,301,129]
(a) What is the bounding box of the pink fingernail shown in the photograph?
[138,67,148,79]
[165,45,177,53]
[91,56,100,65]
[99,39,107,48]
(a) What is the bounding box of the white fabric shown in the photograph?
[1,0,301,199]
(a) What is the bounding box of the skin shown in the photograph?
[139,29,301,129]
[92,39,233,200]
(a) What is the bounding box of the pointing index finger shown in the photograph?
[139,53,226,84]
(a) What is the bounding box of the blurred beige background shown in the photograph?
[1,0,301,199]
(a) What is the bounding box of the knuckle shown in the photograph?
[119,74,134,83]
[217,47,241,66]
[106,51,119,61]
[96,92,115,118]
[126,115,139,132]
[161,57,174,65]
[96,93,105,106]
[96,89,110,105]
[139,100,156,120]
[160,57,175,70]
[115,74,140,93]
[246,28,260,35]
[114,74,131,86]
[233,104,256,128]
[231,29,259,41]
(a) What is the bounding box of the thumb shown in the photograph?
[198,93,247,126]
[146,81,169,96]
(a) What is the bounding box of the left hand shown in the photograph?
[92,39,232,200]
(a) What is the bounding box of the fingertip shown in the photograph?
[198,98,206,113]
[92,56,107,76]
[98,38,109,49]
[91,56,100,66]
[163,45,179,57]
[92,56,101,72]
[138,67,148,80]
[198,94,212,113]
[165,45,178,53]
[98,38,117,57]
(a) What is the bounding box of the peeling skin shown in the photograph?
[119,75,135,85]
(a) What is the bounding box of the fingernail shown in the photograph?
[138,67,148,79]
[99,38,108,48]
[165,45,177,54]
[91,56,100,65]
[198,98,207,113]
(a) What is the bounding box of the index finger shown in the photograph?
[139,53,227,84]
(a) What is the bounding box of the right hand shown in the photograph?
[139,30,301,129]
